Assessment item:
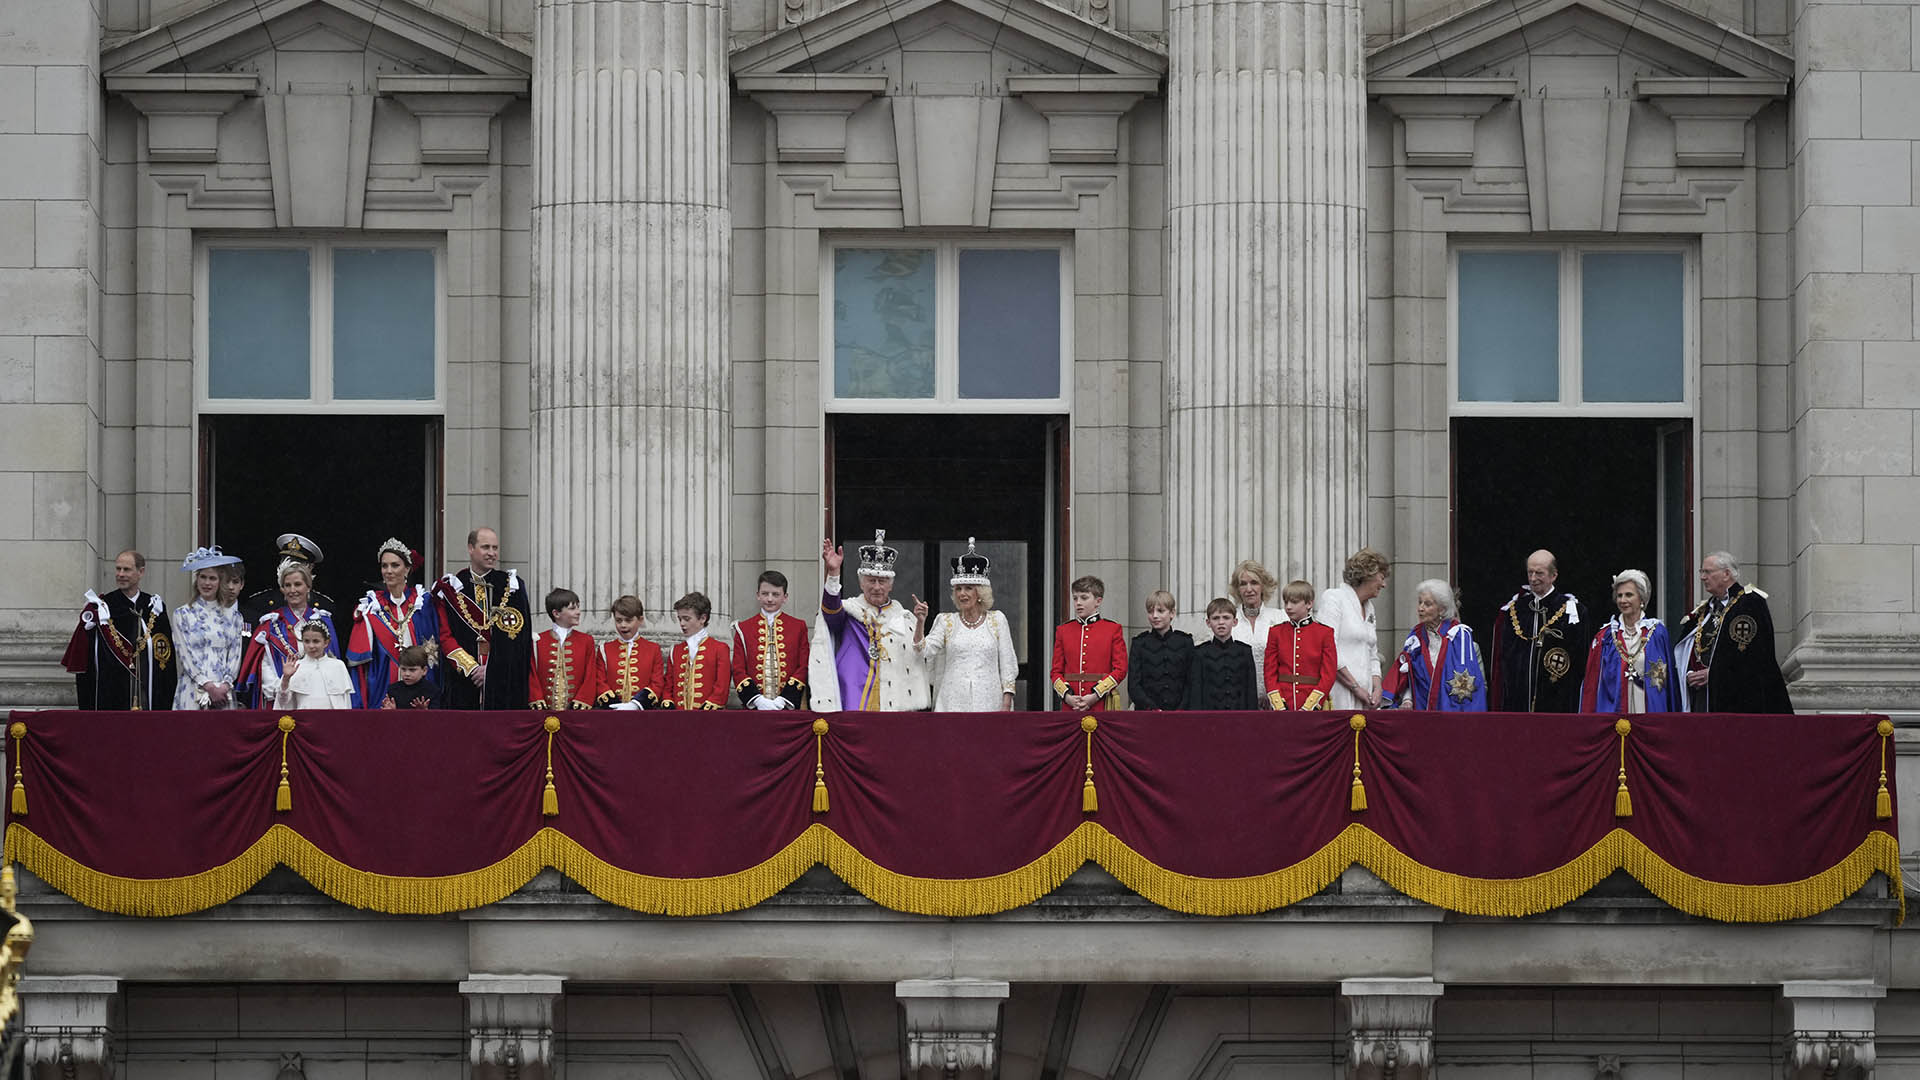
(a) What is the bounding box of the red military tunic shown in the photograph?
[528,628,600,710]
[663,633,731,711]
[597,634,666,707]
[732,610,810,708]
[1050,615,1128,711]
[1263,618,1338,710]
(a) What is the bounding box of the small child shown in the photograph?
[382,644,442,709]
[275,619,354,710]
[529,587,600,711]
[1184,597,1260,710]
[1128,590,1193,711]
[1050,575,1127,712]
[732,570,810,710]
[597,594,664,710]
[1264,580,1339,710]
[662,591,732,710]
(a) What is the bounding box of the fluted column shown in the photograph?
[531,0,731,618]
[1164,0,1368,616]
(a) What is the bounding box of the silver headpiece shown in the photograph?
[949,537,990,587]
[857,529,898,579]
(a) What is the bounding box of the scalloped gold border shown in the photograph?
[5,821,1900,924]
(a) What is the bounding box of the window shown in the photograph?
[1451,245,1692,415]
[824,239,1072,411]
[197,238,444,412]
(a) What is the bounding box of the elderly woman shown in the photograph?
[1228,560,1285,691]
[173,546,247,709]
[912,539,1019,712]
[237,559,353,708]
[1389,579,1487,711]
[1581,569,1677,714]
[1319,548,1391,711]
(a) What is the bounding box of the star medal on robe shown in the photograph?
[1447,668,1478,702]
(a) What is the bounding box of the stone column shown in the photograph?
[462,975,564,1080]
[21,975,119,1080]
[1341,977,1441,1080]
[1780,980,1881,1079]
[1163,0,1368,617]
[1782,0,1920,711]
[0,0,104,701]
[530,0,731,621]
[896,978,1009,1080]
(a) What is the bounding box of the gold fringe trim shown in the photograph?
[3,820,1901,924]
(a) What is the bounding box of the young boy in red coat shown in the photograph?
[529,588,600,711]
[596,594,665,709]
[662,591,731,710]
[1051,575,1128,712]
[1265,579,1339,710]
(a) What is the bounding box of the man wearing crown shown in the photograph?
[434,526,534,710]
[62,549,177,710]
[809,532,931,711]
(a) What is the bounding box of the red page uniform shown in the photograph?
[663,632,731,710]
[529,627,600,710]
[1050,615,1128,711]
[598,633,666,708]
[1264,618,1338,710]
[732,610,809,709]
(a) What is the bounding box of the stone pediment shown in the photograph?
[1367,0,1791,84]
[102,0,530,79]
[730,0,1167,82]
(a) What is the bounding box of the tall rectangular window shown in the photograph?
[824,239,1071,411]
[1451,244,1692,415]
[198,238,444,411]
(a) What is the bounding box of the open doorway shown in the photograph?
[1452,417,1692,648]
[199,415,441,611]
[827,414,1063,708]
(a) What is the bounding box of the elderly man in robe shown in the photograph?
[809,531,930,712]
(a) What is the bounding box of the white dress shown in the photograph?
[1231,604,1285,693]
[915,610,1019,712]
[274,655,354,710]
[1317,584,1380,712]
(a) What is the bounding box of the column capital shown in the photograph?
[21,975,121,1080]
[1781,980,1882,1080]
[1341,978,1442,1080]
[462,975,564,1080]
[896,978,1010,1080]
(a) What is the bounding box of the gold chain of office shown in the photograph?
[1508,597,1572,642]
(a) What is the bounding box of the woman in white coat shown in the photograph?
[1318,547,1392,711]
[912,539,1020,712]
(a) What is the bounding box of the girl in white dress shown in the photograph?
[173,546,247,709]
[911,539,1020,712]
[275,620,355,710]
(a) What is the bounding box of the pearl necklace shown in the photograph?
[958,610,987,630]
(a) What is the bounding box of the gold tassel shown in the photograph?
[275,716,295,813]
[1614,718,1632,818]
[1081,716,1099,813]
[8,722,25,818]
[811,718,830,814]
[1877,719,1895,820]
[541,716,560,818]
[1348,715,1368,812]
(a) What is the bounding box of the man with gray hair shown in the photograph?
[1673,551,1793,713]
[1490,549,1586,713]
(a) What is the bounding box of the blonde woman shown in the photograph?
[911,540,1019,712]
[1228,559,1285,690]
[1319,548,1391,711]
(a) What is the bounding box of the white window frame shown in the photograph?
[819,236,1075,414]
[194,235,448,415]
[1448,241,1697,418]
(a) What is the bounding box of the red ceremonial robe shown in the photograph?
[1263,619,1338,710]
[1050,615,1128,711]
[663,634,731,711]
[529,628,600,710]
[598,634,666,707]
[732,610,810,708]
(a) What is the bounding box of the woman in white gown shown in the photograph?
[1318,547,1392,711]
[911,539,1020,712]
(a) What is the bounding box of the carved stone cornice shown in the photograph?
[897,978,1010,1080]
[1635,77,1786,167]
[461,975,563,1080]
[1369,77,1516,166]
[1007,75,1158,163]
[737,74,889,163]
[379,75,528,165]
[106,74,258,164]
[21,976,118,1080]
[1342,978,1442,1080]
